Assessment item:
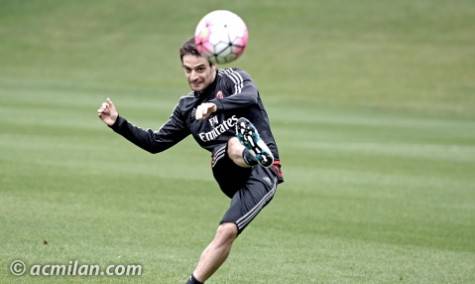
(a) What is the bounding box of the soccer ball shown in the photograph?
[194,10,248,64]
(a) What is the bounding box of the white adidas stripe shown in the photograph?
[233,70,244,94]
[212,152,226,168]
[214,145,227,157]
[236,177,277,230]
[223,68,243,95]
[212,145,227,167]
[223,69,239,94]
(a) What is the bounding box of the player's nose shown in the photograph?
[189,71,200,82]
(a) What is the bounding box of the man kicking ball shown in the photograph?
[97,38,284,283]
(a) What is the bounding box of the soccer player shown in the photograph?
[97,38,284,284]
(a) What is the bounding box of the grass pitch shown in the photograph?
[1,1,475,283]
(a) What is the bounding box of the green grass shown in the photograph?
[1,0,475,283]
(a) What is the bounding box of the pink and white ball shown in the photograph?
[194,10,249,64]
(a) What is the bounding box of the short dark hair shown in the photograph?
[179,37,212,64]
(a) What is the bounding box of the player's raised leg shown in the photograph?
[227,137,256,168]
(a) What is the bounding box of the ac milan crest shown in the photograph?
[215,90,224,100]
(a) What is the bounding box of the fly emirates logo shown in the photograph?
[199,115,238,142]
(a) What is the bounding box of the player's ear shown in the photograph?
[209,61,217,71]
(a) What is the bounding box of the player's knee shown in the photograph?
[215,223,238,245]
[227,137,243,162]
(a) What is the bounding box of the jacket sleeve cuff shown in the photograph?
[209,99,224,111]
[108,115,125,132]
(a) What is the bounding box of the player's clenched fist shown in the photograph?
[195,102,217,120]
[97,98,119,126]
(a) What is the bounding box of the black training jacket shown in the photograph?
[110,67,281,162]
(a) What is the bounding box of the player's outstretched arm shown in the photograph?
[97,98,118,126]
[97,97,191,154]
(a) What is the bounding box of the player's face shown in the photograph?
[182,55,216,92]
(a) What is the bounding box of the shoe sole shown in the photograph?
[236,118,274,167]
